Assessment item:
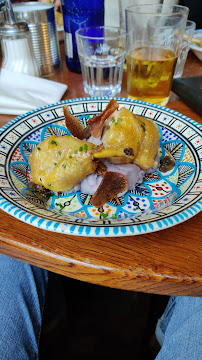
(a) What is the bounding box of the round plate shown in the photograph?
[190,29,202,61]
[0,98,202,237]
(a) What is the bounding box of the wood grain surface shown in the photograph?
[0,43,202,296]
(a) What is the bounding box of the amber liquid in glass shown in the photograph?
[127,47,177,105]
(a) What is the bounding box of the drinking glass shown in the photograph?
[119,0,179,71]
[119,0,179,30]
[76,26,126,97]
[174,20,196,78]
[126,4,189,105]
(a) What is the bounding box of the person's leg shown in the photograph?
[0,254,48,360]
[155,296,202,360]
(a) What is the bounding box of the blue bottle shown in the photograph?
[62,0,105,73]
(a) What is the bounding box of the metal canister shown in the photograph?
[13,2,61,76]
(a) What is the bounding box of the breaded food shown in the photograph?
[100,107,160,170]
[29,135,96,192]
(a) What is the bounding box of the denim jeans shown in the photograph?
[155,295,202,360]
[0,254,201,360]
[0,254,48,360]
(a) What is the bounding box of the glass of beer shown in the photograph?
[126,4,189,105]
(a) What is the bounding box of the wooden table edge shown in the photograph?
[0,233,201,297]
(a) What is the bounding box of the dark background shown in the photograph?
[39,272,169,360]
[179,0,202,29]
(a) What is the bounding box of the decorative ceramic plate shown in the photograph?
[0,98,202,237]
[190,29,202,62]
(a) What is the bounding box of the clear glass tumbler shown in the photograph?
[126,4,189,105]
[76,26,126,97]
[118,0,179,30]
[174,20,196,78]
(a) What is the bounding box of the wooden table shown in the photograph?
[0,43,202,297]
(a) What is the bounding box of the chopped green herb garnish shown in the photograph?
[62,164,66,168]
[100,212,108,219]
[115,122,118,125]
[75,150,78,154]
[51,139,57,146]
[79,147,83,152]
[69,155,72,159]
[54,163,57,166]
[141,123,146,132]
[93,145,97,149]
[48,183,51,186]
[58,151,61,155]
[112,214,117,219]
[117,118,122,122]
[112,118,115,122]
[37,147,41,150]
[84,144,88,151]
[137,140,139,144]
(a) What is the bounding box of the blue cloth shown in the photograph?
[0,254,48,360]
[0,254,201,359]
[155,295,202,360]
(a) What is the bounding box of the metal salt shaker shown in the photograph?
[0,0,40,77]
